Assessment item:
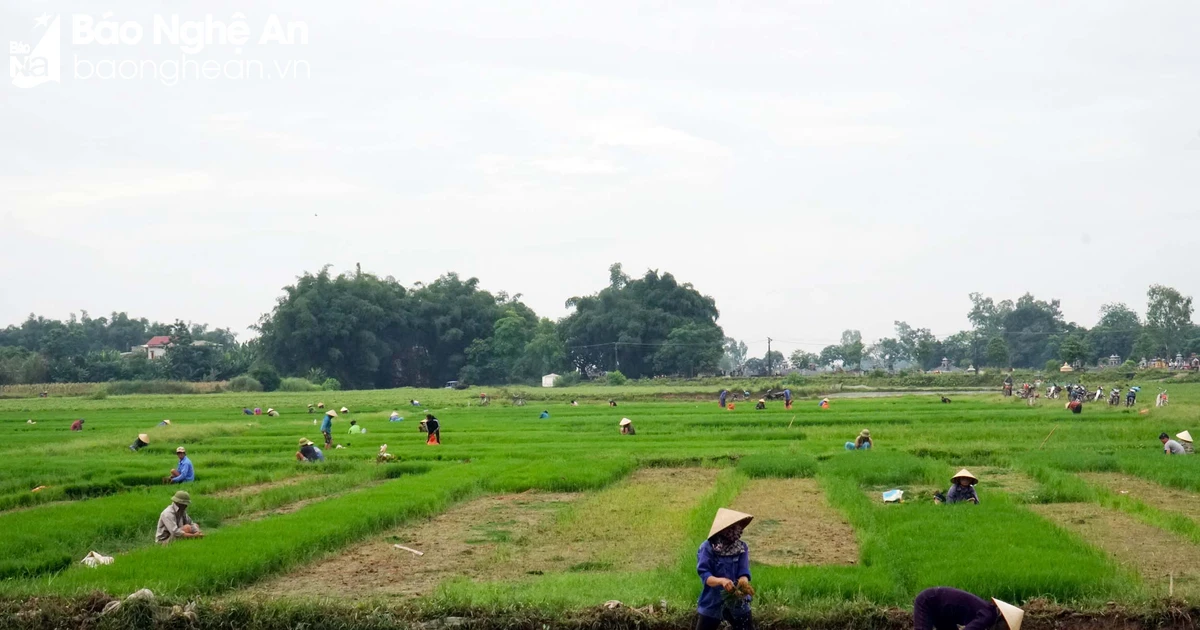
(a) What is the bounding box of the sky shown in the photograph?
[3,1,1200,359]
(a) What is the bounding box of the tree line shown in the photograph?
[722,285,1196,375]
[2,271,1195,388]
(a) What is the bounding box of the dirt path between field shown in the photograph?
[1032,502,1200,596]
[253,467,717,598]
[731,478,858,566]
[209,476,311,498]
[1081,472,1200,522]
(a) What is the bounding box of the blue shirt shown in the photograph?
[947,483,979,504]
[696,540,751,618]
[172,456,194,483]
[320,414,333,432]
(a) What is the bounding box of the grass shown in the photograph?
[3,382,1200,623]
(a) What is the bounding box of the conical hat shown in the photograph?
[707,508,753,539]
[138,433,150,443]
[340,407,349,413]
[992,599,1024,630]
[951,468,978,484]
[1177,431,1193,443]
[298,438,313,446]
[327,410,338,418]
[619,418,632,426]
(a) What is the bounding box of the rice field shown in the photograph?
[2,384,1200,625]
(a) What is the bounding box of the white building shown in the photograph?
[541,373,561,388]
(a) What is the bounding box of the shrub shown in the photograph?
[88,388,108,400]
[105,380,197,395]
[606,370,628,386]
[279,377,320,392]
[322,378,341,391]
[553,373,581,387]
[227,375,263,392]
[1045,359,1061,374]
[249,365,281,392]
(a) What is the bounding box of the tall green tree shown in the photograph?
[1087,303,1141,362]
[1146,284,1194,356]
[840,330,864,369]
[985,337,1009,368]
[719,338,749,375]
[788,350,818,371]
[653,322,725,376]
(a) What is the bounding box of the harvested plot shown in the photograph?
[253,490,577,597]
[209,476,310,499]
[1033,502,1200,596]
[1081,473,1200,522]
[976,466,1038,497]
[731,478,858,566]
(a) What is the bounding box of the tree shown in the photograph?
[985,337,1009,368]
[512,319,568,381]
[1058,333,1090,367]
[788,350,818,371]
[840,330,864,370]
[818,344,843,369]
[1146,284,1194,356]
[744,357,766,376]
[559,264,723,378]
[866,338,904,371]
[1087,303,1140,362]
[653,323,725,377]
[719,338,748,375]
[762,350,787,374]
[1001,293,1066,368]
[967,293,1013,337]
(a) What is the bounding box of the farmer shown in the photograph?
[719,389,729,408]
[620,418,636,435]
[540,410,550,419]
[912,587,1024,630]
[1160,433,1187,455]
[410,399,421,406]
[845,429,872,450]
[755,398,766,410]
[348,420,363,434]
[296,438,325,462]
[242,408,253,415]
[308,403,315,413]
[320,410,337,448]
[1177,431,1195,454]
[695,508,754,630]
[783,389,793,410]
[340,406,350,414]
[937,469,980,504]
[609,400,618,407]
[424,413,441,445]
[70,419,84,431]
[818,398,829,409]
[571,400,579,406]
[156,491,203,544]
[169,447,194,483]
[1066,400,1083,414]
[266,408,279,417]
[129,433,150,452]
[389,411,403,422]
[317,402,325,409]
[157,419,171,427]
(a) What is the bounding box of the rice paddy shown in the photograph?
[3,384,1200,625]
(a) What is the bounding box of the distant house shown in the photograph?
[131,336,219,360]
[143,336,172,360]
[542,373,560,388]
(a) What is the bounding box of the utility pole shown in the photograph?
[766,337,773,375]
[613,342,619,371]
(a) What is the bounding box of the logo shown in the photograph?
[10,13,61,89]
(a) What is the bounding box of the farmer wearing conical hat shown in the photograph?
[941,469,980,505]
[296,438,325,462]
[619,418,635,435]
[845,429,872,451]
[155,490,203,544]
[913,587,1023,630]
[695,508,754,630]
[1175,431,1194,454]
[129,433,151,452]
[320,409,338,449]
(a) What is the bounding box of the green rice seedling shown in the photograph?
[737,453,817,478]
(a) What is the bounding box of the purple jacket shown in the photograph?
[696,540,751,618]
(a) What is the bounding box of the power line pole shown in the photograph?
[766,337,773,375]
[613,342,619,371]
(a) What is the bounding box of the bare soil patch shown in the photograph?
[731,478,858,566]
[1033,502,1200,596]
[252,490,578,597]
[977,466,1038,497]
[252,467,717,598]
[1082,473,1200,522]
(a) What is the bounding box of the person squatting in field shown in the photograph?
[845,429,872,450]
[1176,431,1194,454]
[129,433,150,452]
[620,418,636,435]
[935,469,979,504]
[695,508,754,630]
[912,587,1023,630]
[167,446,194,484]
[70,419,84,431]
[1161,433,1189,455]
[156,491,203,544]
[320,410,337,448]
[1066,400,1083,414]
[296,438,325,462]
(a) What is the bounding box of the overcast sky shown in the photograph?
[3,1,1199,358]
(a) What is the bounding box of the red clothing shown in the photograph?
[71,420,83,431]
